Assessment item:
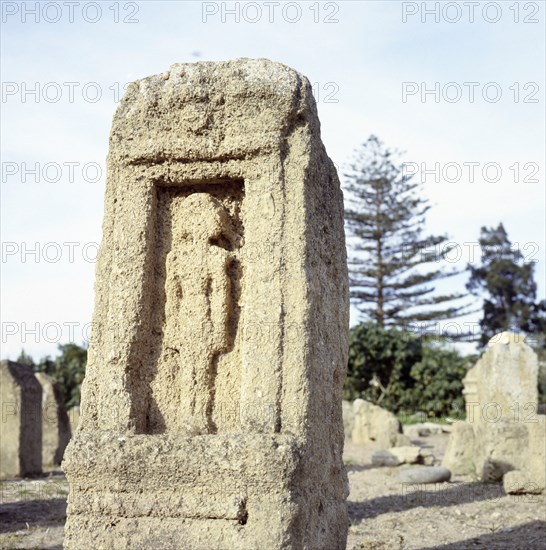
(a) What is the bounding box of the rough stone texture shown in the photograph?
[352,399,408,448]
[62,59,349,549]
[371,450,400,467]
[504,414,546,495]
[0,360,42,478]
[342,400,355,438]
[442,332,544,492]
[398,466,451,484]
[390,446,423,464]
[473,420,530,481]
[472,332,538,421]
[420,447,436,466]
[35,373,71,465]
[372,446,422,467]
[403,422,447,439]
[67,406,80,435]
[462,365,477,413]
[442,421,475,475]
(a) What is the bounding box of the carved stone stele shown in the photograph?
[443,332,544,494]
[62,59,349,549]
[0,360,42,478]
[35,372,71,466]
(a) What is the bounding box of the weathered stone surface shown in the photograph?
[68,406,80,435]
[462,365,477,413]
[473,420,529,481]
[523,413,546,490]
[403,422,446,439]
[471,332,538,421]
[442,421,475,475]
[371,450,400,467]
[420,448,436,466]
[390,445,423,464]
[63,59,349,549]
[443,333,544,492]
[372,446,422,466]
[503,470,541,495]
[0,360,42,478]
[503,414,546,495]
[352,399,407,448]
[35,372,71,465]
[398,466,451,484]
[342,400,355,438]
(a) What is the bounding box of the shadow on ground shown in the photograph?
[348,482,509,521]
[345,464,376,473]
[415,520,546,549]
[0,498,67,534]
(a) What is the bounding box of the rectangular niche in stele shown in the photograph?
[145,181,244,435]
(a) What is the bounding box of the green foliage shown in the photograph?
[16,349,35,367]
[407,344,475,418]
[345,321,471,418]
[467,223,546,347]
[344,135,473,331]
[344,322,422,411]
[16,343,87,408]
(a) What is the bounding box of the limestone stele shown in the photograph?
[63,59,350,549]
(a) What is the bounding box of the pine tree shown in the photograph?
[344,135,472,331]
[467,223,546,347]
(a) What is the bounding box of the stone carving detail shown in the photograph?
[63,59,349,549]
[149,192,241,434]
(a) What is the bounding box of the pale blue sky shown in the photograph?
[1,1,545,359]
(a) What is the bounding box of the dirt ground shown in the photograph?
[344,433,546,549]
[1,433,545,549]
[0,468,67,550]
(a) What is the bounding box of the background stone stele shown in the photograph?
[441,421,475,476]
[342,399,355,437]
[503,415,546,494]
[474,332,538,421]
[35,372,71,466]
[67,406,80,435]
[0,360,42,478]
[351,399,409,448]
[471,332,539,481]
[62,59,349,549]
[461,365,477,412]
[443,332,545,493]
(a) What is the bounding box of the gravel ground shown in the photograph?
[344,434,546,549]
[1,434,545,549]
[0,468,67,549]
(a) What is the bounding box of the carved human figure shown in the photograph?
[162,193,236,434]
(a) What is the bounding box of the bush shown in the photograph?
[345,322,472,419]
[344,322,423,411]
[406,343,474,419]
